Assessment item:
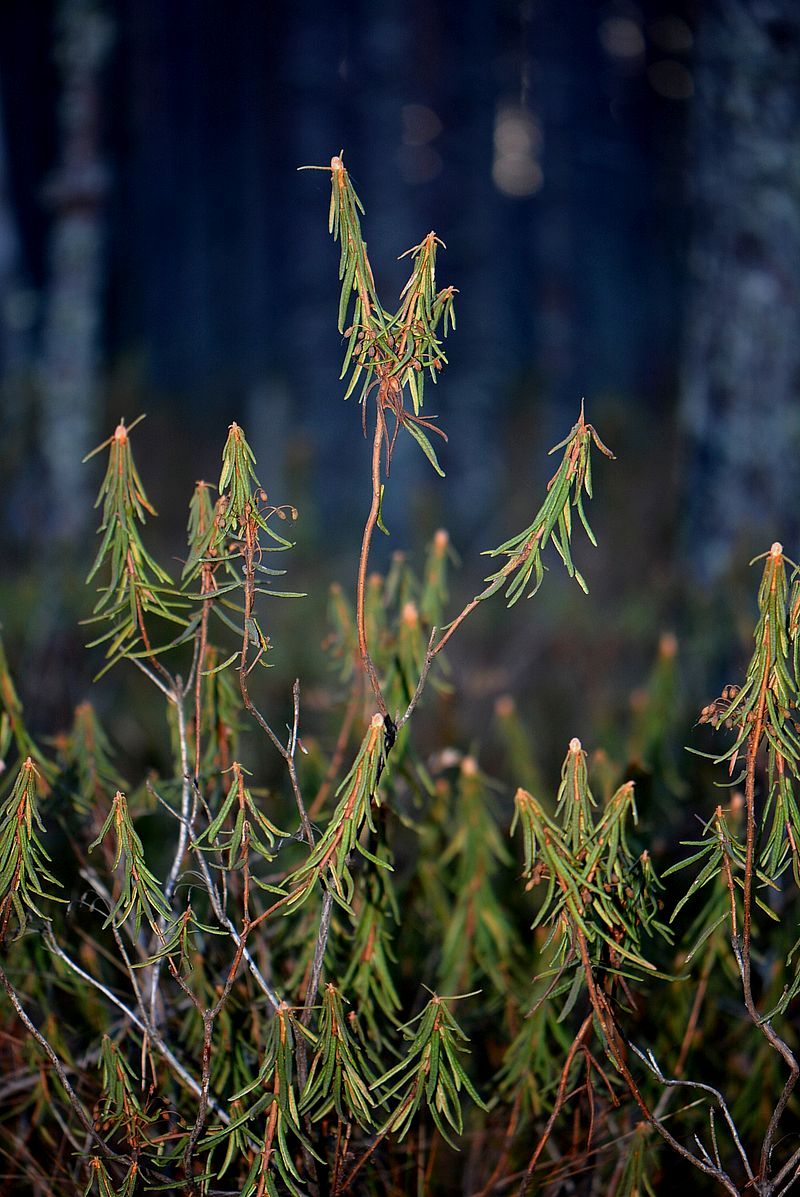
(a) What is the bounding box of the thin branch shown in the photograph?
[148,682,195,1025]
[629,1045,754,1184]
[80,866,151,1024]
[301,893,333,1034]
[398,533,542,730]
[396,628,436,731]
[471,1091,522,1197]
[517,1013,593,1195]
[166,682,194,905]
[288,680,314,847]
[129,655,175,701]
[774,1143,800,1192]
[0,962,119,1164]
[189,807,282,1011]
[177,928,248,1185]
[574,927,741,1196]
[288,886,335,1107]
[355,394,390,719]
[734,713,800,1186]
[42,929,232,1127]
[309,681,361,818]
[236,525,314,853]
[775,1150,800,1197]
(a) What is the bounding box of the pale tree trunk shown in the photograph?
[680,0,800,580]
[39,0,112,543]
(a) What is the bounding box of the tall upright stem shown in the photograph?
[355,399,389,719]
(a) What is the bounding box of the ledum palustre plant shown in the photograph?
[0,154,799,1196]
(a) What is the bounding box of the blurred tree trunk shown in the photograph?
[680,0,800,579]
[0,87,26,381]
[0,83,38,547]
[39,0,111,543]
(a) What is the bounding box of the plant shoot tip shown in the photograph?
[401,602,418,625]
[659,631,678,658]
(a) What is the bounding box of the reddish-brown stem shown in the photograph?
[471,1092,522,1197]
[331,1118,352,1196]
[718,808,740,942]
[236,512,314,848]
[192,488,218,779]
[130,554,173,688]
[193,602,209,780]
[715,558,800,1187]
[434,531,539,657]
[339,1113,395,1191]
[573,926,741,1195]
[742,655,769,993]
[309,682,361,819]
[739,723,800,1185]
[675,947,714,1081]
[254,1081,280,1197]
[355,396,389,719]
[398,532,541,732]
[517,1014,593,1195]
[0,963,120,1165]
[177,910,249,1186]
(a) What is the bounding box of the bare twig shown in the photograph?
[0,962,119,1163]
[299,891,334,1050]
[630,1045,754,1184]
[148,681,195,1025]
[189,815,282,1010]
[42,929,235,1130]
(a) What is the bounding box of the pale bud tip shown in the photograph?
[434,528,449,549]
[659,631,678,658]
[771,541,783,557]
[461,755,478,777]
[331,155,343,172]
[402,601,418,625]
[371,713,385,729]
[569,737,582,754]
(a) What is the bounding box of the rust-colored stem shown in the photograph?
[355,397,389,719]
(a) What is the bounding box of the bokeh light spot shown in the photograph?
[492,106,543,197]
[599,16,645,60]
[648,59,694,99]
[401,104,443,147]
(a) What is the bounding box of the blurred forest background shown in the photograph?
[0,0,798,776]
